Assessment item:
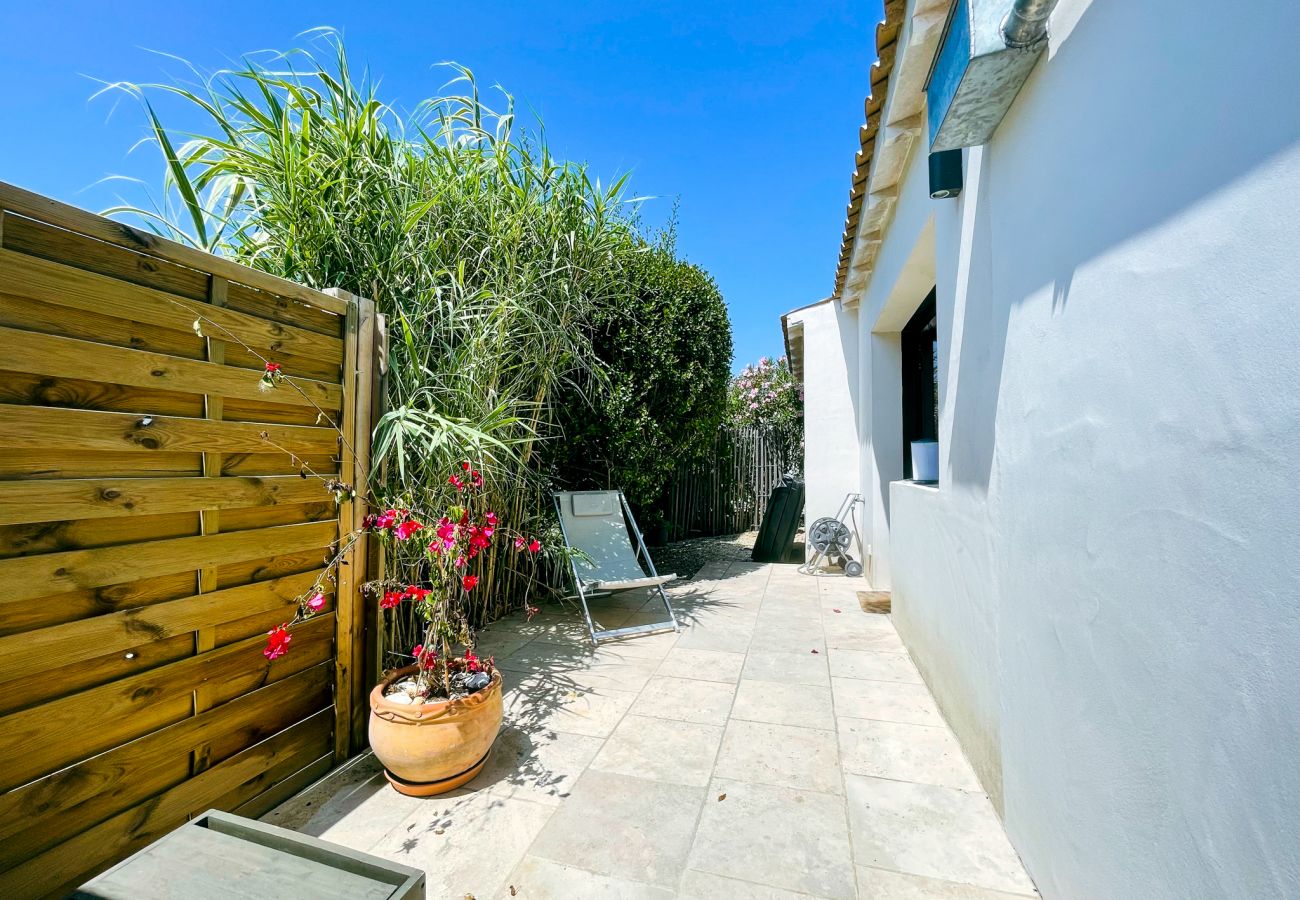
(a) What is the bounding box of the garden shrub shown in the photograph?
[552,231,733,525]
[113,33,731,640]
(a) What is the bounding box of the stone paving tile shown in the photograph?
[498,646,660,693]
[837,717,982,791]
[828,647,923,684]
[630,674,737,725]
[832,676,946,727]
[475,631,534,660]
[824,624,907,653]
[679,868,835,899]
[857,866,1039,898]
[262,754,424,851]
[714,718,843,794]
[474,721,605,806]
[656,646,746,682]
[689,777,857,899]
[529,769,705,888]
[750,622,827,654]
[267,562,1036,900]
[742,647,832,687]
[845,774,1036,895]
[590,714,724,787]
[731,679,836,731]
[503,677,640,738]
[370,792,555,900]
[505,855,674,899]
[673,619,756,653]
[824,615,904,652]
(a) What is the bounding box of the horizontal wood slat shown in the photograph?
[0,710,334,899]
[0,662,332,868]
[0,474,330,525]
[0,182,373,892]
[0,569,326,682]
[0,246,344,364]
[0,181,349,315]
[0,520,336,603]
[0,614,334,793]
[0,404,339,456]
[0,325,343,410]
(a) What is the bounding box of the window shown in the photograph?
[901,288,938,480]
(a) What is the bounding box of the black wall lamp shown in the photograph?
[929,149,963,199]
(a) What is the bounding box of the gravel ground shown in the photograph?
[647,531,759,579]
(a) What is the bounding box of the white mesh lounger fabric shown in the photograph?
[553,490,678,644]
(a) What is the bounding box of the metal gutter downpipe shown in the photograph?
[1001,0,1060,49]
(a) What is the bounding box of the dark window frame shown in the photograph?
[901,288,938,480]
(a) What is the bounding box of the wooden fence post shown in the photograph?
[324,288,378,760]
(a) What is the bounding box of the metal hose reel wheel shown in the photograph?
[808,517,851,554]
[800,493,866,577]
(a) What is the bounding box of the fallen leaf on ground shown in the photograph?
[718,792,727,801]
[833,608,842,613]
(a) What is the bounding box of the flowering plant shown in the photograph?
[727,355,802,429]
[244,355,544,700]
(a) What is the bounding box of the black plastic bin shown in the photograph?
[751,474,804,562]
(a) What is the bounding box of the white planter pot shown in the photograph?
[910,440,939,483]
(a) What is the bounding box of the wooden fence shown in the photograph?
[662,425,800,541]
[0,182,380,898]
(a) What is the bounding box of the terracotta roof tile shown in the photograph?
[834,0,907,297]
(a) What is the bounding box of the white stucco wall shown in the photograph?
[846,0,1300,897]
[786,300,861,559]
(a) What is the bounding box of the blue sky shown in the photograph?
[0,1,883,370]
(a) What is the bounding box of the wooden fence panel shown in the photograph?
[663,425,800,541]
[0,182,378,898]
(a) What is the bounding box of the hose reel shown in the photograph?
[799,493,865,577]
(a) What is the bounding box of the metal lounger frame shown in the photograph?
[552,490,679,645]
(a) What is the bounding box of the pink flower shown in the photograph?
[405,586,432,602]
[306,592,327,612]
[462,575,479,591]
[375,509,399,530]
[264,361,281,375]
[528,539,541,554]
[413,644,436,667]
[514,535,527,550]
[454,555,467,569]
[485,511,498,527]
[448,474,465,491]
[393,519,424,541]
[264,624,292,661]
[461,460,471,471]
[381,590,404,610]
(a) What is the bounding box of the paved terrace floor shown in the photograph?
[265,561,1037,899]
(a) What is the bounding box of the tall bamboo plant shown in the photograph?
[108,33,637,661]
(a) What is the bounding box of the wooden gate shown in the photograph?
[0,183,380,898]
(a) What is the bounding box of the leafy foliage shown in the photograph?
[554,231,733,521]
[727,355,803,430]
[107,33,731,635]
[106,34,633,626]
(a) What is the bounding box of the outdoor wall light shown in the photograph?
[929,150,963,199]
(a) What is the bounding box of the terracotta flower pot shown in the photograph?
[368,665,503,797]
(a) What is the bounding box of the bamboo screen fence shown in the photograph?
[662,425,801,541]
[0,182,381,898]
